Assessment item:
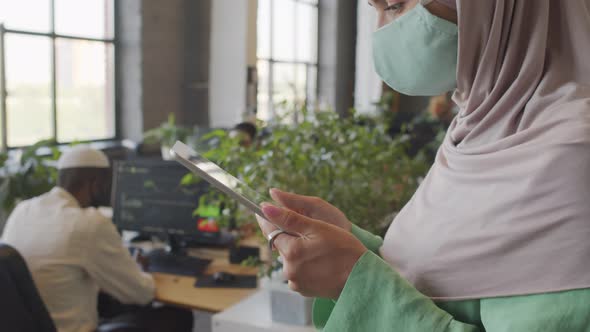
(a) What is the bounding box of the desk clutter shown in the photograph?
[195,273,257,289]
[195,274,258,288]
[146,249,212,277]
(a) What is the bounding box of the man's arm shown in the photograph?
[85,216,155,305]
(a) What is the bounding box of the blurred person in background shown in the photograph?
[1,146,193,332]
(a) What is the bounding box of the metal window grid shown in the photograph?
[258,0,320,121]
[0,0,116,150]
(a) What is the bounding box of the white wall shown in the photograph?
[209,0,257,128]
[354,1,382,114]
[118,0,143,141]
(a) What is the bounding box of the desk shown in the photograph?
[151,247,259,313]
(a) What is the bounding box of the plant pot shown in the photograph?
[161,145,173,160]
[269,274,313,326]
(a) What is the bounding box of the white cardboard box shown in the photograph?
[212,290,315,332]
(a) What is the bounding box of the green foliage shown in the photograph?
[0,139,61,213]
[377,91,451,163]
[143,113,191,147]
[241,252,284,278]
[187,109,430,236]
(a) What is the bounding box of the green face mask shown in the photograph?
[372,3,458,96]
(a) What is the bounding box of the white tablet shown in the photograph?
[170,141,268,217]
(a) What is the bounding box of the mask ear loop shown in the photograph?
[420,0,434,5]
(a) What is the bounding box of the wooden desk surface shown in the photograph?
[152,247,259,313]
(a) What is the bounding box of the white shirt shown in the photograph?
[1,187,155,332]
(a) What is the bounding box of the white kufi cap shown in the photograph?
[57,145,110,170]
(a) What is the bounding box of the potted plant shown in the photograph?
[199,108,429,236]
[143,113,191,160]
[180,106,432,260]
[377,90,453,163]
[0,139,61,231]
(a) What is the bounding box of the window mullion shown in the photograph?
[0,25,7,151]
[49,0,58,142]
[293,0,299,123]
[50,42,58,143]
[305,63,309,111]
[314,2,320,104]
[269,0,275,118]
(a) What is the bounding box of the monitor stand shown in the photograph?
[145,234,212,277]
[165,234,188,256]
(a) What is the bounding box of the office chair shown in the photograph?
[0,243,145,332]
[0,242,57,332]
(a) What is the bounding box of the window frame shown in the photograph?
[0,0,117,150]
[257,0,320,121]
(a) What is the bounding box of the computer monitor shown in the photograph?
[111,159,225,250]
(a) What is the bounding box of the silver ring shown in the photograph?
[267,229,287,250]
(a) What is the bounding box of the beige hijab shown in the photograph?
[381,0,590,299]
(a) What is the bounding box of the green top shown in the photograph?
[313,225,590,331]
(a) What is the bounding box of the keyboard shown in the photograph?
[146,249,212,277]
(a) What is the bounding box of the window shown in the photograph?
[0,0,115,149]
[257,0,319,121]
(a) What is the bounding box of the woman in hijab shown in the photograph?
[257,0,590,330]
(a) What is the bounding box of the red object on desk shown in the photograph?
[197,218,220,233]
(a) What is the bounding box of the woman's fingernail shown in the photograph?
[261,203,283,218]
[269,188,280,200]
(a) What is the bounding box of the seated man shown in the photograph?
[1,146,192,332]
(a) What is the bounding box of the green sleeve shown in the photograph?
[313,251,480,332]
[350,224,383,254]
[478,288,590,330]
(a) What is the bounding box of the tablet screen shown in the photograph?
[171,141,267,216]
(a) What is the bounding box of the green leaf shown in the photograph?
[180,173,200,186]
[143,113,191,146]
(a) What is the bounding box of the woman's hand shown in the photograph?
[257,203,367,299]
[269,188,353,232]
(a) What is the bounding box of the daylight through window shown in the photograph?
[0,0,115,148]
[257,0,319,122]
